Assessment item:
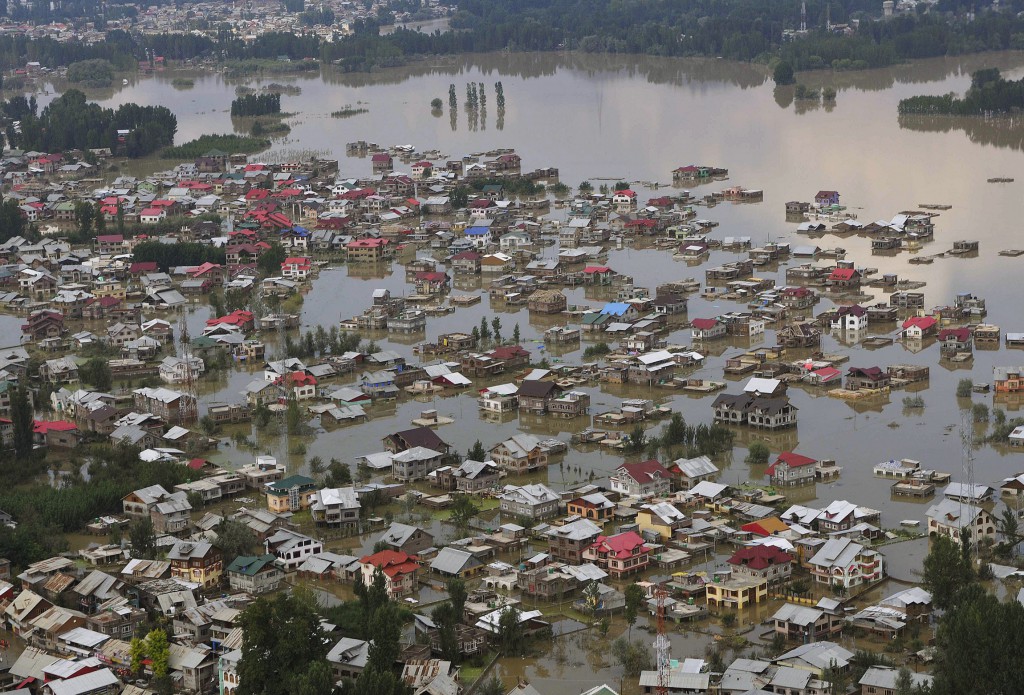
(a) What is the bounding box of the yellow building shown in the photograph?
[636,502,689,541]
[266,475,319,514]
[92,280,127,299]
[705,575,768,610]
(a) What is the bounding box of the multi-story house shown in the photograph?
[610,460,672,498]
[489,434,549,473]
[498,484,560,520]
[766,452,818,487]
[636,502,689,541]
[265,529,323,570]
[565,493,616,523]
[546,518,603,564]
[265,475,319,514]
[310,487,360,529]
[225,554,284,594]
[727,546,793,585]
[583,531,650,578]
[167,541,223,589]
[807,538,883,590]
[358,550,420,598]
[926,499,996,545]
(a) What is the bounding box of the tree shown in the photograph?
[922,534,973,610]
[130,636,147,674]
[623,583,644,639]
[146,629,170,679]
[367,601,402,672]
[746,442,770,465]
[491,317,502,343]
[956,378,973,398]
[80,357,112,390]
[448,494,479,529]
[497,605,525,656]
[257,243,288,276]
[466,440,487,461]
[626,424,647,453]
[213,519,258,565]
[430,601,460,661]
[894,667,915,695]
[356,460,372,484]
[309,456,325,477]
[998,505,1020,550]
[74,200,95,236]
[478,677,504,695]
[448,577,467,619]
[512,323,520,344]
[10,387,33,459]
[773,60,795,85]
[430,97,443,110]
[327,458,352,486]
[129,517,157,560]
[237,590,329,695]
[611,636,653,676]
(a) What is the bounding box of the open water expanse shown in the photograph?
[29,51,1024,595]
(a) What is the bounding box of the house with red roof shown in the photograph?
[206,309,255,332]
[583,531,650,578]
[611,189,637,211]
[190,262,224,285]
[410,161,433,179]
[358,550,420,597]
[371,153,393,174]
[826,266,861,289]
[845,366,890,391]
[938,327,973,354]
[281,257,312,280]
[487,345,531,370]
[691,318,727,340]
[740,517,792,538]
[346,238,391,263]
[902,315,937,339]
[275,372,317,400]
[830,304,868,331]
[33,420,80,449]
[814,190,841,207]
[766,452,817,487]
[94,235,124,255]
[727,545,794,584]
[610,459,672,498]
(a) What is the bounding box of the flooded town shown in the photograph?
[1,2,1024,695]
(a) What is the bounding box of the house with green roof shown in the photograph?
[266,474,319,513]
[225,554,283,594]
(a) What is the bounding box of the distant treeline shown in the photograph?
[230,93,282,118]
[4,2,1024,76]
[5,89,176,157]
[898,68,1024,115]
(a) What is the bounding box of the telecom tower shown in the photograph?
[800,1,807,32]
[654,587,671,695]
[960,410,979,557]
[177,315,199,425]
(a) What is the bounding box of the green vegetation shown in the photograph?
[900,68,1024,115]
[66,58,115,87]
[171,77,195,89]
[160,134,271,159]
[231,93,282,118]
[773,60,795,86]
[430,97,443,110]
[902,395,925,408]
[611,636,654,677]
[331,106,369,118]
[132,241,227,271]
[5,89,176,157]
[745,442,771,465]
[956,378,974,398]
[647,412,734,460]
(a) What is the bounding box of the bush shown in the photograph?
[746,442,770,465]
[773,60,795,85]
[902,395,925,408]
[956,379,973,398]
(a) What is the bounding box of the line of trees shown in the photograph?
[230,93,282,118]
[899,68,1024,115]
[131,240,227,270]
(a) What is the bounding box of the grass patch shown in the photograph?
[161,134,270,159]
[172,77,195,89]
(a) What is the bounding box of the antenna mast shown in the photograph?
[800,1,807,32]
[654,586,671,695]
[178,314,198,425]
[960,410,978,557]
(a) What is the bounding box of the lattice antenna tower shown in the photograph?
[654,586,671,695]
[960,409,978,556]
[177,314,198,425]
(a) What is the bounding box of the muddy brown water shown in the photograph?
[18,49,1024,685]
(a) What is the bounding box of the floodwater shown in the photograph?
[24,50,1024,683]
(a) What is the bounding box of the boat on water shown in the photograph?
[122,78,129,85]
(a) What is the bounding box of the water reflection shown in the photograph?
[899,113,1024,153]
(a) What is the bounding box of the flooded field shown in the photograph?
[19,49,1024,690]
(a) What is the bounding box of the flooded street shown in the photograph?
[21,50,1024,689]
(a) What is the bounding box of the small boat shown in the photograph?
[900,519,921,527]
[122,78,129,86]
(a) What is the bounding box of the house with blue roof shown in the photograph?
[600,302,640,322]
[464,226,493,248]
